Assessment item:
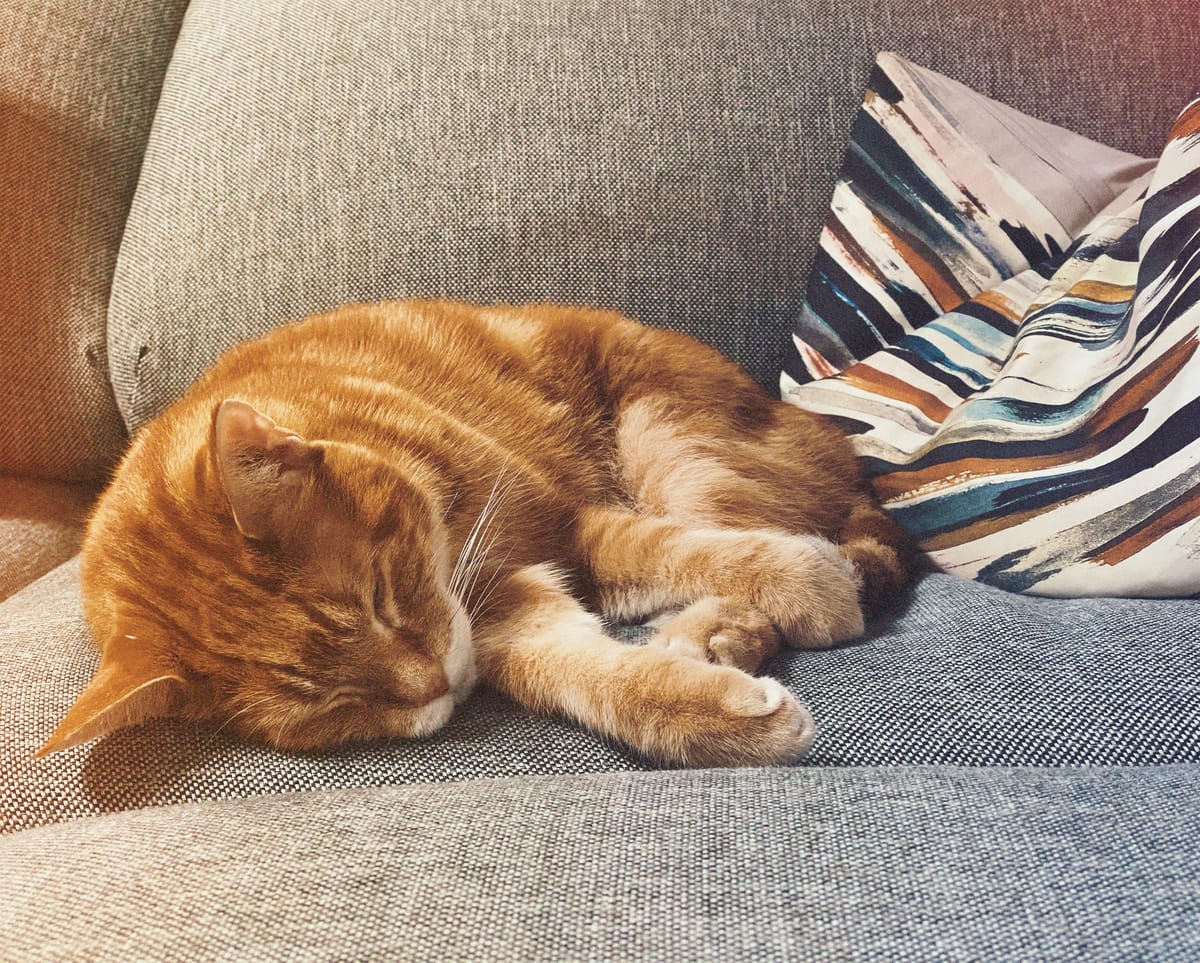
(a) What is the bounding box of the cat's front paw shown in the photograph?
[659,664,815,767]
[647,596,781,673]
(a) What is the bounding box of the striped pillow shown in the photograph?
[783,54,1200,597]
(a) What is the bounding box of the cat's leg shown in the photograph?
[575,506,864,648]
[472,562,814,766]
[612,395,917,616]
[647,596,781,673]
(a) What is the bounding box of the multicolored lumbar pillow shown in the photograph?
[783,53,1200,597]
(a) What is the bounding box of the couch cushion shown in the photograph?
[6,560,1198,833]
[107,0,1200,435]
[0,0,189,481]
[0,478,95,603]
[795,574,1200,766]
[2,765,1198,960]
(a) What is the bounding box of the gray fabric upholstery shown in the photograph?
[3,765,1198,961]
[0,0,189,482]
[792,576,1200,767]
[0,478,95,602]
[8,560,1199,834]
[7,4,1200,955]
[107,0,1200,434]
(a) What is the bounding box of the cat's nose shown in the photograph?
[386,658,449,707]
[413,664,450,703]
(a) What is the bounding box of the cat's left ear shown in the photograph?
[212,399,324,542]
[34,641,186,757]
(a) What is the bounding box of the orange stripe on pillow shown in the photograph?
[1091,480,1200,566]
[1086,334,1197,437]
[1169,101,1200,142]
[871,214,970,312]
[839,364,952,422]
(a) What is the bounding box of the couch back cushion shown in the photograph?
[0,0,189,481]
[107,0,1199,434]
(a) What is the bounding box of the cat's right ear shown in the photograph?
[34,642,186,757]
[212,399,324,542]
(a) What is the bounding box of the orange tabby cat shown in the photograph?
[38,301,915,766]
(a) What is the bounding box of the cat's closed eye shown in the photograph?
[316,686,368,713]
[371,578,389,621]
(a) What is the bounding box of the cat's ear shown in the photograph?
[212,399,323,542]
[34,642,186,757]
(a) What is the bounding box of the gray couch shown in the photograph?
[3,1,1198,958]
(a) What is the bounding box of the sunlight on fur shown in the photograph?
[38,301,916,766]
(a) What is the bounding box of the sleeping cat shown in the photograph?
[38,301,915,767]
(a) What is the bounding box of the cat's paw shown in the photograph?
[659,664,815,767]
[742,533,865,649]
[648,597,781,673]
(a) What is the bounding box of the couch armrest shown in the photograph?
[0,476,96,602]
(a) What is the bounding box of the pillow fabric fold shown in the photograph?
[783,54,1200,597]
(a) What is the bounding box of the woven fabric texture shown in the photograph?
[107,0,1200,434]
[7,560,1198,833]
[3,765,1199,961]
[0,478,95,603]
[0,0,188,482]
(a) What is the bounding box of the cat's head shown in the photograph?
[37,399,476,757]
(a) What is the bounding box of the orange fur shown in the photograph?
[38,301,916,765]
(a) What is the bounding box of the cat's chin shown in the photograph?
[383,648,476,743]
[407,691,457,738]
[262,694,461,752]
[445,599,477,704]
[400,616,476,739]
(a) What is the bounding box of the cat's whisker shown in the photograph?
[449,478,497,596]
[450,461,512,599]
[212,694,277,740]
[277,703,307,737]
[246,699,310,751]
[465,525,508,605]
[468,545,517,620]
[457,472,522,607]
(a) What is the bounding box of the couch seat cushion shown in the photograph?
[5,560,1198,832]
[2,765,1198,960]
